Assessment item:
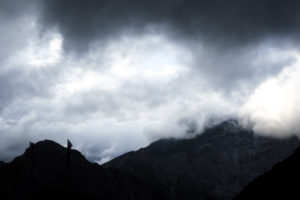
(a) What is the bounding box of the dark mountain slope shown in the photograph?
[0,140,169,200]
[104,120,300,200]
[0,120,299,200]
[234,145,300,199]
[0,161,4,167]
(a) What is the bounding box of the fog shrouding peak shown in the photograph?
[1,0,300,162]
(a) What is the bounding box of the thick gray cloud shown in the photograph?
[36,0,300,90]
[38,0,300,52]
[1,0,300,163]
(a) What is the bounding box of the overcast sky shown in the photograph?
[1,0,300,163]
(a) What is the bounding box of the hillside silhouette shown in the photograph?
[0,120,299,200]
[235,141,300,199]
[0,140,169,200]
[105,120,300,199]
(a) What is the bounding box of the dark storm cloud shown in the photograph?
[0,0,54,111]
[39,0,300,52]
[188,42,297,91]
[0,0,33,18]
[0,0,35,60]
[1,0,300,163]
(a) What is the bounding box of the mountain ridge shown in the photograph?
[104,120,300,200]
[234,140,300,199]
[0,120,299,200]
[0,140,170,200]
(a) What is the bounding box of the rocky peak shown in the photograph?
[0,121,299,200]
[105,120,300,200]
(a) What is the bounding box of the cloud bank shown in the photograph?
[0,0,300,163]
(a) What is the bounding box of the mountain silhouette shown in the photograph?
[104,120,300,200]
[0,140,169,200]
[234,143,300,199]
[0,120,299,200]
[0,161,4,169]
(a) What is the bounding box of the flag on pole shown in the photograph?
[28,142,34,200]
[66,139,72,172]
[29,141,34,186]
[67,139,73,149]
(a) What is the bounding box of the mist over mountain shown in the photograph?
[2,0,300,163]
[104,120,300,199]
[1,1,300,199]
[0,120,299,200]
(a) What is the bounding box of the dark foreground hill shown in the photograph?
[0,120,299,200]
[104,120,300,200]
[0,140,169,200]
[234,143,300,199]
[0,161,4,168]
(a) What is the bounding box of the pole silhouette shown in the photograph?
[66,139,72,172]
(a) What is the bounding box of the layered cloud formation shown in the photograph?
[1,0,300,163]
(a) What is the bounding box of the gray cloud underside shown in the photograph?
[39,0,300,52]
[38,0,300,90]
[1,0,300,162]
